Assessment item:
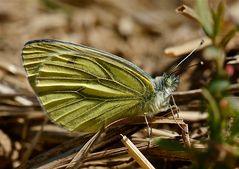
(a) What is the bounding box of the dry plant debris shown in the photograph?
[0,0,239,169]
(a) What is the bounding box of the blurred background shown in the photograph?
[0,0,239,168]
[0,0,203,74]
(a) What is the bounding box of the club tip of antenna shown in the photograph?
[200,39,204,46]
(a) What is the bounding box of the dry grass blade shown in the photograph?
[16,134,93,169]
[86,142,191,162]
[173,83,239,102]
[1,1,239,168]
[121,134,155,169]
[164,37,211,57]
[67,129,103,169]
[176,5,200,22]
[21,117,48,163]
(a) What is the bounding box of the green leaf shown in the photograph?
[196,0,214,37]
[220,28,237,48]
[209,79,229,94]
[230,114,239,137]
[156,139,186,151]
[212,1,225,38]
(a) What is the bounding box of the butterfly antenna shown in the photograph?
[173,61,204,75]
[170,39,204,73]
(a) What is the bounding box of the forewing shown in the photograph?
[22,40,155,132]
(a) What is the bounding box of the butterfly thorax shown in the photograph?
[144,73,179,114]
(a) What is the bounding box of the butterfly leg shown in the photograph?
[170,95,191,147]
[170,95,180,117]
[144,113,152,147]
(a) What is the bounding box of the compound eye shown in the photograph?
[166,78,172,87]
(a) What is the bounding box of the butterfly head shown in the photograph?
[155,73,179,94]
[146,73,179,113]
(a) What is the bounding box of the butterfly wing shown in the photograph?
[22,40,156,132]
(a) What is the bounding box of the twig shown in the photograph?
[87,142,191,162]
[181,123,191,147]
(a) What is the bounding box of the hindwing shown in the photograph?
[22,40,156,132]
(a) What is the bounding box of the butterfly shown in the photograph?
[22,39,179,132]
